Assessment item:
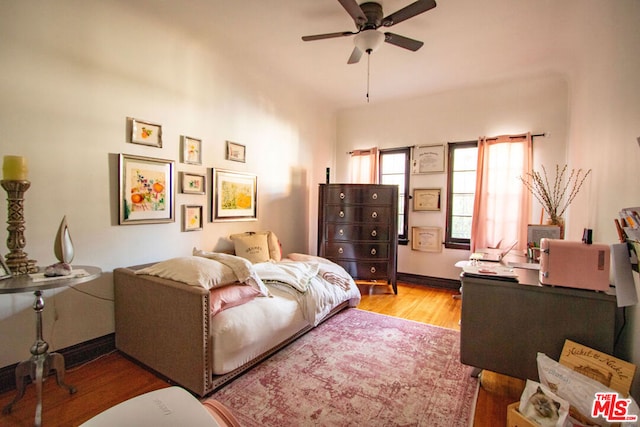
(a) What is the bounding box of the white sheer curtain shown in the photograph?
[470,133,532,252]
[350,148,379,184]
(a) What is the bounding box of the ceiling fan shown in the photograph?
[301,0,437,64]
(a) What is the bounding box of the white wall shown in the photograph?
[0,1,335,368]
[336,74,569,280]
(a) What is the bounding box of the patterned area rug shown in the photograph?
[207,308,478,426]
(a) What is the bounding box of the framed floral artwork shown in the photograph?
[119,154,175,224]
[211,168,257,221]
[183,205,203,231]
[181,135,202,165]
[180,172,206,194]
[128,117,162,148]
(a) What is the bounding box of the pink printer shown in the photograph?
[539,238,610,291]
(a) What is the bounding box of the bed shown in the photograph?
[114,241,361,397]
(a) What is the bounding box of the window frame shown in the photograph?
[378,147,410,245]
[445,140,478,250]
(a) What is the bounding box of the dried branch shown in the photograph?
[519,164,591,223]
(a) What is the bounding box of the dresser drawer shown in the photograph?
[325,186,395,205]
[323,242,389,259]
[326,224,390,241]
[331,260,391,280]
[323,206,392,223]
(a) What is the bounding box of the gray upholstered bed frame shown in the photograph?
[114,265,349,397]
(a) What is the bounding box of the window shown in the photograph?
[379,147,410,244]
[445,141,478,249]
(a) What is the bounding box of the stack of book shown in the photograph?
[617,207,640,242]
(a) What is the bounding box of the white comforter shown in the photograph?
[253,254,361,326]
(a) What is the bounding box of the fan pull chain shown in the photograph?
[366,50,372,103]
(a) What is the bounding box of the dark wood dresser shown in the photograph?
[317,184,398,293]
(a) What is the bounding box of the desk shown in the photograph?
[0,266,101,427]
[459,258,617,381]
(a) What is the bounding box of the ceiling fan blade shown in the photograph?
[384,32,424,51]
[302,31,357,42]
[338,0,367,26]
[382,0,437,27]
[347,46,363,64]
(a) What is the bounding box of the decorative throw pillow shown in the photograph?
[209,284,262,316]
[265,231,282,261]
[229,231,282,262]
[229,232,270,263]
[135,257,237,289]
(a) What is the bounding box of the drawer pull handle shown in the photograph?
[370,248,377,255]
[338,247,344,254]
[370,267,377,273]
[372,193,378,200]
[339,211,345,218]
[338,229,344,236]
[371,230,377,237]
[371,211,378,219]
[339,192,345,199]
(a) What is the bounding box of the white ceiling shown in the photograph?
[127,0,576,110]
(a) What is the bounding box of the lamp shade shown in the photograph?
[354,30,384,53]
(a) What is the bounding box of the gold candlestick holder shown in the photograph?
[1,180,37,275]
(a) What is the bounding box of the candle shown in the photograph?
[2,156,28,180]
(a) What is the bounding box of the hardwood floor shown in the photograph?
[0,282,522,426]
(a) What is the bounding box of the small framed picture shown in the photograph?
[211,168,257,221]
[118,154,175,225]
[411,226,442,252]
[413,188,441,211]
[226,141,246,163]
[183,205,203,232]
[0,257,12,280]
[181,135,202,165]
[180,172,206,194]
[129,117,163,148]
[412,144,445,174]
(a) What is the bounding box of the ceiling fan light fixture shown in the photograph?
[354,29,384,53]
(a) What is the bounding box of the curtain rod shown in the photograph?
[347,133,547,154]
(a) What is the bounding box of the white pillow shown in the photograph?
[135,257,237,289]
[193,249,270,296]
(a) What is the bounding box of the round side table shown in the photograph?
[0,265,101,427]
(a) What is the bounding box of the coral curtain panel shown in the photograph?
[350,148,379,184]
[470,133,532,252]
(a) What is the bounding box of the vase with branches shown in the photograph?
[520,164,592,234]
